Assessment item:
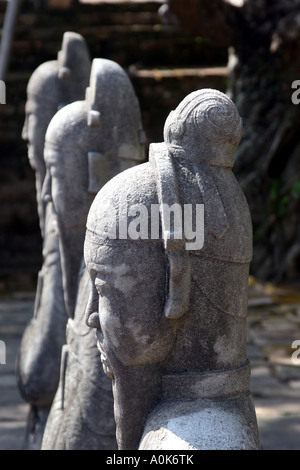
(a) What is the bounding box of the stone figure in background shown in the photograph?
[16,32,91,449]
[21,31,91,237]
[41,58,146,450]
[84,88,261,450]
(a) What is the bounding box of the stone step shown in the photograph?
[129,66,228,143]
[79,0,164,4]
[1,1,227,72]
[1,66,228,143]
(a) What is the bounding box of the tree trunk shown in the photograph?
[164,0,300,283]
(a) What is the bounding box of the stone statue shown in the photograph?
[41,58,146,450]
[84,88,261,450]
[17,32,91,449]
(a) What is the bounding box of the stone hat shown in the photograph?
[57,31,91,99]
[85,58,146,161]
[26,31,91,109]
[45,58,146,174]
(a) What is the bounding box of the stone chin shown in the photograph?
[100,354,115,380]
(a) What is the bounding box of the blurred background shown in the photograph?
[0,0,228,292]
[0,0,300,450]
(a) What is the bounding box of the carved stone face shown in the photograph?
[22,70,61,236]
[84,239,176,379]
[22,101,50,175]
[22,61,60,178]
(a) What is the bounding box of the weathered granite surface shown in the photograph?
[41,58,146,449]
[84,88,261,449]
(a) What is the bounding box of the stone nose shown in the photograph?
[86,311,101,330]
[21,117,28,141]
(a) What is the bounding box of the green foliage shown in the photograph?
[269,179,300,218]
[291,180,300,198]
[278,195,290,217]
[270,180,279,202]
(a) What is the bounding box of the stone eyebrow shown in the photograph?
[88,263,113,274]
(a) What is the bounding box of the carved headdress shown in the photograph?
[26,31,91,110]
[164,88,243,166]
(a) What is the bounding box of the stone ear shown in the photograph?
[57,49,71,80]
[85,86,101,127]
[88,110,101,127]
[58,66,71,81]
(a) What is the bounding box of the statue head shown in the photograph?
[57,31,92,97]
[43,58,146,318]
[22,31,91,175]
[85,58,146,160]
[22,60,62,176]
[84,88,251,449]
[22,32,91,235]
